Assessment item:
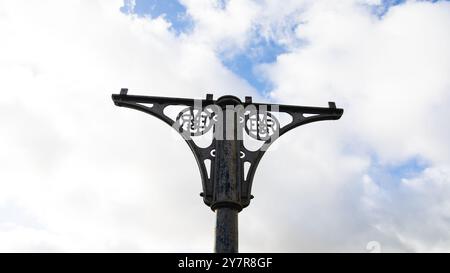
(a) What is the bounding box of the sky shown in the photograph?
[0,0,450,252]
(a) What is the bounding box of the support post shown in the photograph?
[212,139,240,253]
[211,97,242,253]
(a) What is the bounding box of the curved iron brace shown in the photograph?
[239,102,343,208]
[112,90,217,206]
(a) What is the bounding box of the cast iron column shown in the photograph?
[212,97,242,253]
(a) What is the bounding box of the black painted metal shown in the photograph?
[215,207,238,253]
[112,88,343,252]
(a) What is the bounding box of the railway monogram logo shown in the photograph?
[176,107,215,136]
[174,104,280,141]
[245,112,280,141]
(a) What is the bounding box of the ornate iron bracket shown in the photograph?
[112,88,343,211]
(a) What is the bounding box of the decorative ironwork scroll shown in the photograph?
[112,89,343,210]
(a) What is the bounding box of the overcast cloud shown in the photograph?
[0,0,450,252]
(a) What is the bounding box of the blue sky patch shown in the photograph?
[368,156,428,189]
[220,38,288,94]
[370,0,448,17]
[120,0,193,35]
[386,157,428,179]
[371,0,406,17]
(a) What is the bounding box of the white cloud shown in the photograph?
[0,0,254,252]
[1,0,450,252]
[256,0,450,251]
